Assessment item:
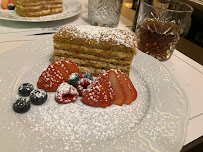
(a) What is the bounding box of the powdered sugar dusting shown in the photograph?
[56,24,138,49]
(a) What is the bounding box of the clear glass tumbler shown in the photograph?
[135,0,193,61]
[88,0,123,27]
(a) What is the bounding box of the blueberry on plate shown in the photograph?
[18,83,34,97]
[68,73,80,86]
[83,73,93,81]
[13,98,31,113]
[7,3,15,10]
[30,89,47,105]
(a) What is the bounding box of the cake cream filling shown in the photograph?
[17,4,62,10]
[54,42,133,61]
[55,56,130,76]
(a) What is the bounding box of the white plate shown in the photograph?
[0,0,82,22]
[0,38,189,152]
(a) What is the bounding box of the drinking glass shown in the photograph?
[135,0,193,61]
[88,0,123,27]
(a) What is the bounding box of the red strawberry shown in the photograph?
[124,74,137,101]
[51,61,69,82]
[96,71,115,106]
[117,70,137,104]
[37,60,82,92]
[37,65,65,92]
[61,60,83,78]
[107,70,126,106]
[1,0,9,9]
[2,0,15,9]
[82,71,115,107]
[82,80,109,108]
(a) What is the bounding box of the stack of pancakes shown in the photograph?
[53,25,138,76]
[15,0,63,17]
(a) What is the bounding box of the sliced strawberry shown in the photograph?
[2,0,9,9]
[37,60,82,92]
[117,70,134,105]
[52,61,69,82]
[9,0,16,6]
[107,70,126,106]
[61,60,83,78]
[37,65,65,92]
[82,80,109,108]
[37,70,48,90]
[124,74,137,101]
[96,71,115,106]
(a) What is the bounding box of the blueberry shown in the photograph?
[68,73,80,86]
[18,83,34,97]
[13,98,31,113]
[7,3,15,10]
[30,89,47,105]
[83,73,93,81]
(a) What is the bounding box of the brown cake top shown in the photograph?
[54,24,138,52]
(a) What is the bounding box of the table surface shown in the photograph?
[0,0,202,150]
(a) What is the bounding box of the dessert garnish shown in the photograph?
[1,0,15,9]
[30,89,47,105]
[18,83,34,97]
[7,3,15,10]
[68,73,81,86]
[37,60,82,92]
[83,73,94,81]
[55,82,79,104]
[13,98,31,113]
[75,78,93,96]
[82,71,115,107]
[82,69,137,107]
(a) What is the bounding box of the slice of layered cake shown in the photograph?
[53,25,138,76]
[15,0,63,17]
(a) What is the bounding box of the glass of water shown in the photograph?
[88,0,123,27]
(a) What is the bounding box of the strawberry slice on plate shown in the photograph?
[82,80,109,108]
[124,73,137,101]
[117,70,137,104]
[96,71,115,106]
[37,65,65,92]
[1,0,9,9]
[37,60,82,92]
[107,69,126,106]
[82,71,115,108]
[1,0,15,9]
[51,61,69,82]
[61,60,83,79]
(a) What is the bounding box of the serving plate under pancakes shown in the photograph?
[0,38,189,152]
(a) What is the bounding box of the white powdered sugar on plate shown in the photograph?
[7,60,149,151]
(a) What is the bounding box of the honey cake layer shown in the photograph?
[53,25,137,76]
[54,54,131,70]
[54,49,132,65]
[55,56,131,76]
[53,25,138,55]
[54,42,134,61]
